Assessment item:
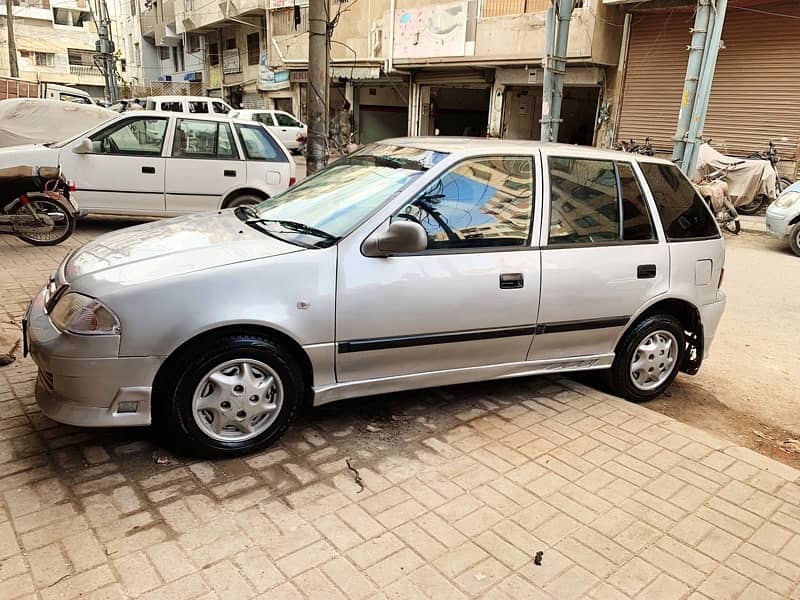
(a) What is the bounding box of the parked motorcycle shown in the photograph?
[0,166,78,246]
[695,143,778,216]
[748,140,793,194]
[696,161,742,235]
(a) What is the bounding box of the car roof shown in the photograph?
[379,137,674,165]
[146,96,228,102]
[117,111,264,126]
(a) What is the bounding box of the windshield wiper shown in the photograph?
[246,218,339,245]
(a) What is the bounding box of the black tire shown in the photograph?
[607,314,685,403]
[15,198,76,246]
[161,334,303,457]
[737,194,765,215]
[723,218,741,235]
[779,176,793,194]
[789,222,800,257]
[225,194,264,209]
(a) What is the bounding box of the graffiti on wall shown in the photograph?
[393,2,467,59]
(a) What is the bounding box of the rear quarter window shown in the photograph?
[639,162,720,241]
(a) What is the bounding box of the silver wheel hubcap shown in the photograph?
[192,359,283,442]
[630,330,678,391]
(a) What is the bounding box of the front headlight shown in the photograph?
[775,191,800,208]
[50,293,120,335]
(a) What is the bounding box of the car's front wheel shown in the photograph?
[163,335,302,457]
[789,222,800,257]
[607,315,685,403]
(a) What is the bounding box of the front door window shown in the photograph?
[89,117,169,156]
[396,156,534,250]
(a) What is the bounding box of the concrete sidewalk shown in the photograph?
[739,215,766,234]
[1,227,799,600]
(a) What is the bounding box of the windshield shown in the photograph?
[247,144,449,242]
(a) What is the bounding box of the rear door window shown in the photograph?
[160,101,183,112]
[235,124,287,162]
[188,101,210,114]
[639,162,719,241]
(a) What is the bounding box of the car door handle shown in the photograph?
[500,273,524,289]
[637,264,657,279]
[224,170,236,177]
[141,166,155,174]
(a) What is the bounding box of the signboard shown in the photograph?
[269,0,308,8]
[222,48,240,74]
[394,2,467,59]
[257,50,291,91]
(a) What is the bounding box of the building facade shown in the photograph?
[0,0,127,100]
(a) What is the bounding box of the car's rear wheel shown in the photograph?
[163,335,302,457]
[789,222,800,257]
[608,315,685,403]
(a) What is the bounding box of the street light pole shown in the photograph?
[5,0,19,78]
[307,0,329,174]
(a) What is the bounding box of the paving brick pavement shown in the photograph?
[1,223,799,599]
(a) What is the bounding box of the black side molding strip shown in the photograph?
[536,316,630,335]
[338,316,631,354]
[338,325,537,354]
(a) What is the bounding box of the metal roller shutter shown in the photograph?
[618,2,800,161]
[704,2,800,158]
[617,11,693,152]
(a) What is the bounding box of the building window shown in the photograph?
[480,0,551,18]
[67,48,94,66]
[188,34,201,53]
[272,7,308,36]
[31,52,55,67]
[209,42,219,66]
[247,33,260,65]
[225,38,236,50]
[159,46,170,61]
[52,7,91,26]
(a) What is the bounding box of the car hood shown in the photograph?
[65,210,304,287]
[0,143,57,164]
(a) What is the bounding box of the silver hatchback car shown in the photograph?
[25,139,727,456]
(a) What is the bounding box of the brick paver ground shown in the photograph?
[1,223,799,600]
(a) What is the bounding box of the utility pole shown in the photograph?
[540,0,574,143]
[307,0,329,174]
[679,0,728,178]
[93,0,118,103]
[672,0,711,168]
[5,0,19,78]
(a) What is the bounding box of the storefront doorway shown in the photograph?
[502,85,599,145]
[425,86,490,137]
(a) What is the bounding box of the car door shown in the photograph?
[164,118,245,214]
[272,111,304,149]
[60,115,168,214]
[234,122,292,195]
[335,155,542,382]
[530,153,669,362]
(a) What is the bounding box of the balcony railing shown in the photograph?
[69,64,104,79]
[479,0,554,18]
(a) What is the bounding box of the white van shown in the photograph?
[145,95,234,115]
[39,83,94,105]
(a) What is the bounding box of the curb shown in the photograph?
[739,215,766,234]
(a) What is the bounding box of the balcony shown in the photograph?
[69,64,106,83]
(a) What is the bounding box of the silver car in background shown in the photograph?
[25,139,726,456]
[766,181,800,256]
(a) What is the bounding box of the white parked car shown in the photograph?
[229,109,307,151]
[0,112,296,217]
[145,96,234,115]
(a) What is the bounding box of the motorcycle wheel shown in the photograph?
[722,219,741,235]
[736,194,765,215]
[779,176,793,193]
[14,198,76,246]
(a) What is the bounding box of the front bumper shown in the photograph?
[765,205,797,240]
[26,285,162,427]
[700,291,726,359]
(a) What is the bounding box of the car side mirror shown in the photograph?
[363,220,428,257]
[72,138,93,154]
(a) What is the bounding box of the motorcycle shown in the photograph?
[748,140,793,195]
[617,137,655,156]
[696,161,742,235]
[0,165,78,246]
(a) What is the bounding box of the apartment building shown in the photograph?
[0,0,126,100]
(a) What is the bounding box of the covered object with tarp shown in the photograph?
[0,99,116,148]
[695,143,778,207]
